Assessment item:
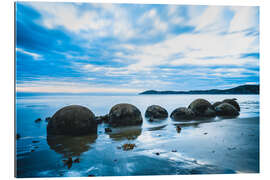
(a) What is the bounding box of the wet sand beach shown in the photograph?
[16,116,259,177]
[16,94,259,177]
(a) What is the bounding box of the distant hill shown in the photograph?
[139,85,259,95]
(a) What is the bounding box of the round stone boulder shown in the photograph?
[170,107,195,121]
[222,99,240,112]
[108,103,143,126]
[47,105,97,135]
[145,105,168,119]
[212,101,223,108]
[188,99,213,116]
[203,107,217,117]
[215,103,239,117]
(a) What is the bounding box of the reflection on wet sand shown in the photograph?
[47,134,97,157]
[107,126,142,141]
[147,124,167,131]
[172,118,217,128]
[146,117,168,123]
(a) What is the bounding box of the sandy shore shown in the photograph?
[17,116,259,177]
[136,116,259,174]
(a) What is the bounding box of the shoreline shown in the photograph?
[16,116,259,177]
[146,116,259,173]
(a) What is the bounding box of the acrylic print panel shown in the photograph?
[15,1,259,178]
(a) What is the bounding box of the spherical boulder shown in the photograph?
[145,105,168,119]
[188,99,214,116]
[170,107,195,121]
[47,105,97,135]
[203,107,217,117]
[215,103,239,117]
[212,101,223,108]
[222,99,240,112]
[108,103,143,126]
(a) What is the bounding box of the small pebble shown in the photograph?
[45,117,51,122]
[176,125,181,133]
[35,118,42,123]
[105,127,112,133]
[122,143,136,151]
[74,158,80,163]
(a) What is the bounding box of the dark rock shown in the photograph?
[155,152,160,155]
[222,99,240,111]
[95,114,109,124]
[188,98,214,116]
[32,140,39,143]
[95,117,102,124]
[16,134,21,140]
[63,157,73,169]
[203,107,217,117]
[145,105,168,119]
[228,147,237,150]
[172,149,177,152]
[122,143,136,151]
[45,117,51,122]
[108,103,143,126]
[74,158,80,163]
[47,105,97,135]
[176,125,182,133]
[212,101,222,108]
[215,103,239,117]
[35,118,42,123]
[170,107,195,121]
[105,127,112,133]
[88,174,95,177]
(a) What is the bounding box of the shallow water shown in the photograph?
[15,94,259,177]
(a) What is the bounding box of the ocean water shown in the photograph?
[15,94,259,177]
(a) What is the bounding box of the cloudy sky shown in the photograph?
[16,2,259,93]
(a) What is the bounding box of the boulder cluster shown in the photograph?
[47,103,143,136]
[46,98,240,136]
[170,98,240,121]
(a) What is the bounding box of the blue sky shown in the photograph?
[16,2,259,93]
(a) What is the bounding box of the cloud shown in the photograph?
[188,6,230,32]
[27,2,137,40]
[16,48,42,60]
[16,3,260,93]
[120,30,258,71]
[28,2,107,32]
[229,6,259,33]
[138,8,168,35]
[16,79,141,93]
